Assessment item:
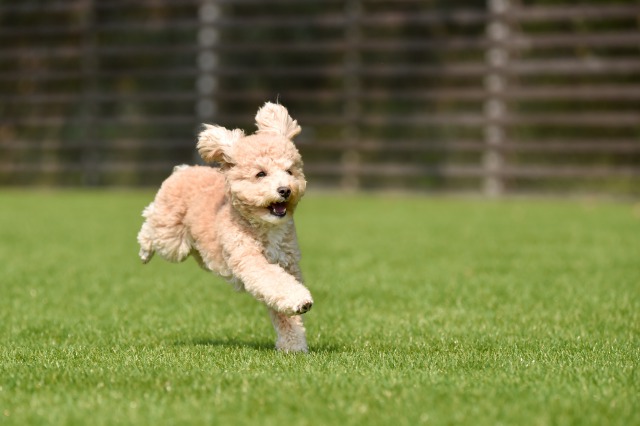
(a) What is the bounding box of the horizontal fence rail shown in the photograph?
[1,0,639,195]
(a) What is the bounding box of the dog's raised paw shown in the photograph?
[271,285,313,315]
[295,301,313,315]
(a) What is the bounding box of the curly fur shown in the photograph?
[137,102,312,353]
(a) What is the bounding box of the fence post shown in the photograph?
[342,0,362,190]
[81,0,99,185]
[196,0,220,162]
[483,0,510,196]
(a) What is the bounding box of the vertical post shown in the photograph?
[483,0,510,197]
[81,0,99,185]
[196,0,220,163]
[342,0,362,190]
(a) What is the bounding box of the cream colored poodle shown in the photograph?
[137,102,313,353]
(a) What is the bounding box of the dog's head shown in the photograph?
[197,102,306,224]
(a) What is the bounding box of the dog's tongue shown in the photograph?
[271,202,287,216]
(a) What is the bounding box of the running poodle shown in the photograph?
[137,102,313,353]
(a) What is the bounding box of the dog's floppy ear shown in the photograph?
[255,102,301,140]
[197,124,244,164]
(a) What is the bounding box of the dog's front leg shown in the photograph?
[227,251,313,316]
[265,243,310,352]
[233,253,311,352]
[268,309,308,353]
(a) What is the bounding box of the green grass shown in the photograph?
[1,190,639,425]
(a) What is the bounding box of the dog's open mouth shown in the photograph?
[268,202,288,218]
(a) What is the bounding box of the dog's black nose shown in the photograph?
[277,187,291,199]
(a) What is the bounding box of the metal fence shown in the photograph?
[1,0,639,195]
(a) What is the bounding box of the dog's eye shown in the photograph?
[256,171,267,178]
[286,169,293,175]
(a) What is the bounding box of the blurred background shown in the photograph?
[1,0,639,196]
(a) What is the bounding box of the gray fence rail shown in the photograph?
[1,0,639,195]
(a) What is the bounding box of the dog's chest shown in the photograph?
[263,227,290,267]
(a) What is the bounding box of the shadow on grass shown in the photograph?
[174,337,344,353]
[175,337,274,351]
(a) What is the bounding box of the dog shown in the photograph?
[137,102,313,353]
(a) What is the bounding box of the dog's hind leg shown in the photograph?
[137,220,156,263]
[137,201,192,264]
[268,308,308,353]
[137,203,157,263]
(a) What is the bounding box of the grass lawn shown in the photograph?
[0,190,638,425]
